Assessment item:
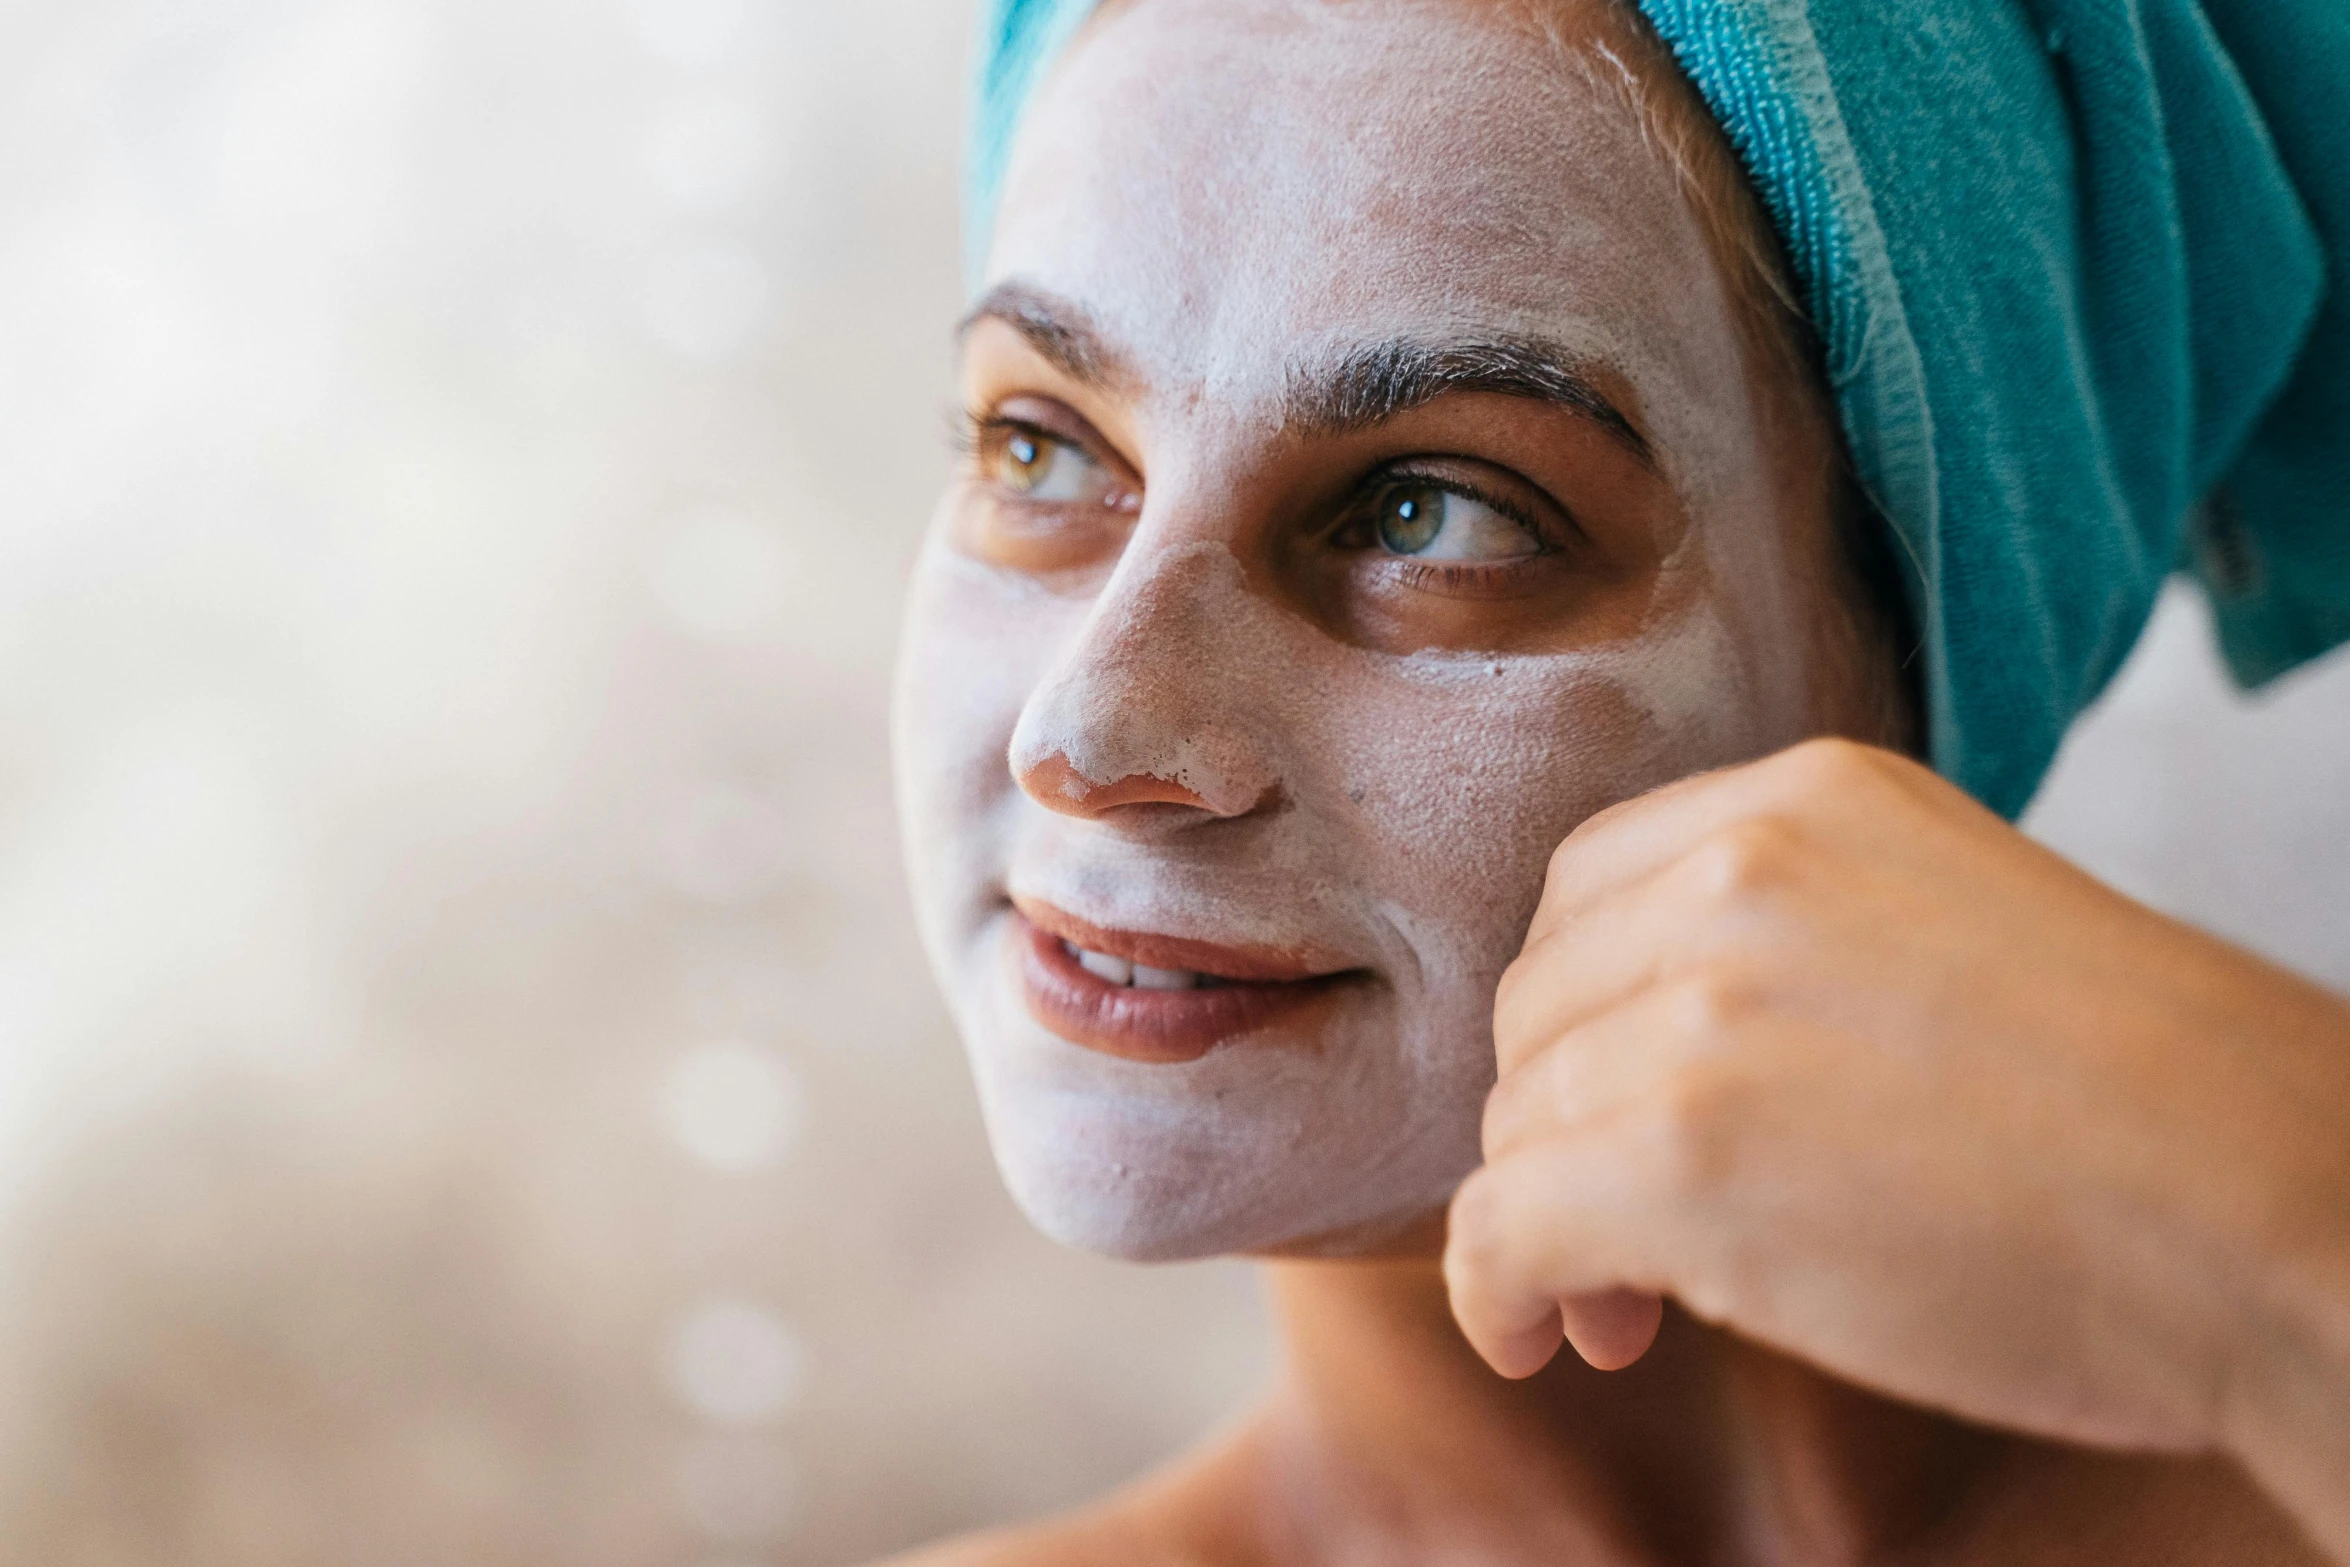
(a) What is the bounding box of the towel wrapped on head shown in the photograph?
[965,0,2350,818]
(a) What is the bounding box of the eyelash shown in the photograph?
[951,409,1074,465]
[946,407,992,460]
[954,407,1571,571]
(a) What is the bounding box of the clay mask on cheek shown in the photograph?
[895,528,1771,1260]
[894,0,1846,1260]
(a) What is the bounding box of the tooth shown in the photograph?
[1077,948,1134,986]
[1131,964,1196,991]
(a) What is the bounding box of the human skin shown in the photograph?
[1448,738,2350,1560]
[895,0,1896,1267]
[888,0,2350,1561]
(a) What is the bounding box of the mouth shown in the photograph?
[1008,897,1363,1064]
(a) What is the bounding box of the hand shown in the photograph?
[1442,741,2350,1536]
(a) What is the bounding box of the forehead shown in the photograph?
[983,0,1732,407]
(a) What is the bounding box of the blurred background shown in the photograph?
[0,0,2342,1561]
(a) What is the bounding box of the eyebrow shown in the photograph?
[1286,336,1654,468]
[959,282,1114,386]
[960,282,1655,468]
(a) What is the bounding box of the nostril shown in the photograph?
[1016,752,1218,818]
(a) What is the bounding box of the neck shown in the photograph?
[1249,1254,1996,1565]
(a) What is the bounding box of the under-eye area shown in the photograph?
[952,301,1684,654]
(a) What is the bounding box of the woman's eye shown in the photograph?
[990,428,1113,505]
[1366,482,1542,563]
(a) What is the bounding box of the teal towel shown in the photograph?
[964,0,2350,819]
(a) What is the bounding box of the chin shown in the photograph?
[969,1065,1482,1264]
[993,1156,1264,1263]
[934,903,1499,1264]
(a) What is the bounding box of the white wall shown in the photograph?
[2030,586,2350,994]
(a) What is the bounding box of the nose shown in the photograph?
[1008,541,1282,826]
[1017,754,1224,816]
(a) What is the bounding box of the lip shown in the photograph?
[1012,897,1342,982]
[1008,899,1360,1064]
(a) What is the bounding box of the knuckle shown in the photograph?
[1549,791,1641,878]
[1490,956,1557,1074]
[1781,735,1892,797]
[1490,964,1528,1042]
[1639,1067,1743,1198]
[1483,1044,1578,1153]
[1578,789,1645,837]
[1546,830,1583,882]
[1530,848,1594,938]
[1480,1069,1532,1153]
[1541,833,1597,905]
[1661,970,1762,1038]
[1685,816,1805,904]
[1492,933,1552,1018]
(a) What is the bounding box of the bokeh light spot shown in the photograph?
[665,1293,806,1427]
[661,1038,802,1172]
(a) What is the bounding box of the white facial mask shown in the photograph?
[894,0,1843,1259]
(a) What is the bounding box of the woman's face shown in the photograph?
[895,0,1881,1260]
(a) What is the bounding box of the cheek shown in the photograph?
[1314,610,1770,1018]
[1333,665,1666,982]
[891,538,1073,935]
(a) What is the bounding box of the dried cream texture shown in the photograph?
[894,0,1828,1259]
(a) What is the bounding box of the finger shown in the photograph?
[1492,851,1799,1082]
[1528,739,1922,943]
[1470,1301,1567,1381]
[1491,910,1673,1081]
[1559,1288,1665,1371]
[1527,767,1752,936]
[1444,1134,1676,1379]
[1485,979,1733,1161]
